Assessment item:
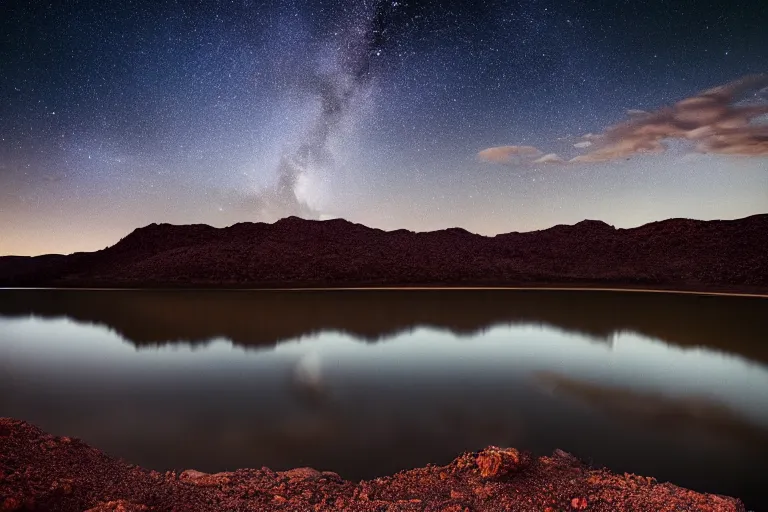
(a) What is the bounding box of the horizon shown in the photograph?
[3,211,765,258]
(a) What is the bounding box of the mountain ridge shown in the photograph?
[1,214,766,290]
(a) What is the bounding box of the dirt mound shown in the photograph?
[0,418,745,511]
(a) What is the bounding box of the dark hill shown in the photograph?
[0,214,766,291]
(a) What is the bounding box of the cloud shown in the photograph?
[532,153,565,164]
[477,145,543,164]
[571,74,768,162]
[570,136,666,163]
[695,125,768,156]
[479,74,768,166]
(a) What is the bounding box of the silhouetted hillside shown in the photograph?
[1,215,766,290]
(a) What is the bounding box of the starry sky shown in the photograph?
[1,0,767,256]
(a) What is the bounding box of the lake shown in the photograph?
[1,289,767,508]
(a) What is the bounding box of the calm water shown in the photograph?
[1,289,767,508]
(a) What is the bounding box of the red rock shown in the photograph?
[179,469,207,480]
[83,501,148,512]
[50,478,74,495]
[472,484,494,499]
[179,469,231,487]
[571,497,588,509]
[40,440,57,451]
[0,418,748,512]
[279,467,322,481]
[321,470,342,481]
[476,447,530,479]
[1,497,21,512]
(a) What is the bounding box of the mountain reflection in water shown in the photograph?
[0,289,766,362]
[0,289,767,509]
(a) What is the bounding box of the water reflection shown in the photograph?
[0,289,767,508]
[0,289,767,362]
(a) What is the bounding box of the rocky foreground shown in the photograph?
[0,419,744,512]
[1,214,767,291]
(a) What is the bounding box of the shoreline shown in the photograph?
[0,418,746,512]
[2,285,767,298]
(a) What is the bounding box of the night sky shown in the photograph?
[1,0,767,256]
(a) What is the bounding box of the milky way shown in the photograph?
[0,0,766,255]
[257,0,413,220]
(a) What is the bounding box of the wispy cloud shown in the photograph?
[574,74,768,162]
[532,153,565,164]
[477,145,543,164]
[478,74,768,166]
